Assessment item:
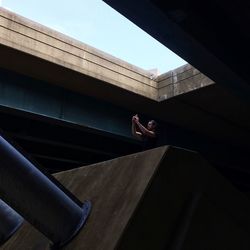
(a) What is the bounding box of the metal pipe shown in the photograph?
[0,135,91,247]
[0,199,23,246]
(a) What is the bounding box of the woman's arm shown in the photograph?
[135,120,156,138]
[131,116,142,139]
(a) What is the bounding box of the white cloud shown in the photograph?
[0,0,2,7]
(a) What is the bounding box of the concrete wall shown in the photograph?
[157,64,215,101]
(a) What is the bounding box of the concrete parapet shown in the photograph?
[157,64,215,101]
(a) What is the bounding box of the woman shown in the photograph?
[131,114,158,150]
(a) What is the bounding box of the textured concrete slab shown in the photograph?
[0,7,157,100]
[2,146,166,249]
[0,7,215,103]
[157,64,215,100]
[2,146,250,249]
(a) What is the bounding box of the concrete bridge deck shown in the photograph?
[0,7,213,102]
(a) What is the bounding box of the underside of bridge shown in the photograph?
[0,106,141,173]
[1,4,250,248]
[0,5,250,191]
[104,0,250,101]
[103,0,250,189]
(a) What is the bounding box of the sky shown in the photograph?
[0,0,186,74]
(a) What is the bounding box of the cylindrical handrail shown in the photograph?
[0,199,23,246]
[0,135,91,247]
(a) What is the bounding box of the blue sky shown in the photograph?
[0,0,186,74]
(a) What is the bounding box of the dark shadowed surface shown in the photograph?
[2,146,167,249]
[2,146,250,249]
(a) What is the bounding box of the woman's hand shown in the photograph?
[132,114,139,122]
[133,114,139,122]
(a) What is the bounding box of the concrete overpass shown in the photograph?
[0,8,250,190]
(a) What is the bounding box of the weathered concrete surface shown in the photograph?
[157,64,215,100]
[2,146,250,249]
[0,7,157,100]
[0,7,215,102]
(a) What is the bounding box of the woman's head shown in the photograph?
[147,120,157,130]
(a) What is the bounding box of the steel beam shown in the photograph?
[0,67,133,138]
[0,135,91,247]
